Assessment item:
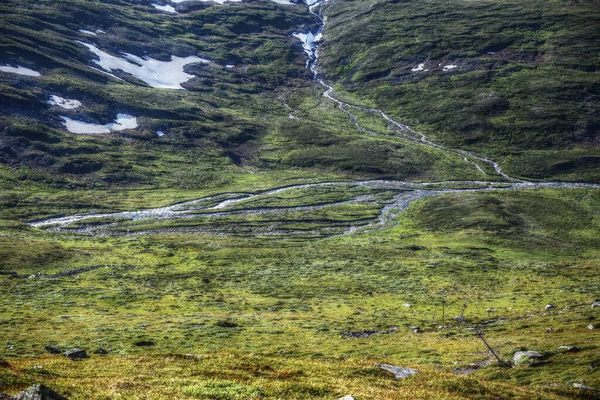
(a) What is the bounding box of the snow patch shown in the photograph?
[48,95,82,109]
[78,42,209,89]
[442,64,457,72]
[171,0,241,3]
[61,114,138,134]
[151,3,177,13]
[225,64,235,68]
[156,131,165,137]
[0,65,41,77]
[411,63,428,72]
[78,29,97,36]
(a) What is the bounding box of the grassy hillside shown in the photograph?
[1,187,600,398]
[320,0,600,182]
[1,0,600,398]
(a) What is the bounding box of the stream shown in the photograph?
[26,0,600,238]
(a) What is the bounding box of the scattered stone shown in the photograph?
[573,383,599,391]
[486,308,496,313]
[558,345,580,353]
[214,320,238,328]
[545,304,554,311]
[588,323,597,330]
[133,340,155,347]
[592,301,600,308]
[340,327,397,338]
[13,384,67,400]
[545,328,554,333]
[338,396,355,400]
[341,330,378,339]
[375,363,419,379]
[410,326,422,334]
[403,303,412,307]
[589,363,596,372]
[513,350,544,365]
[44,345,62,354]
[93,348,109,355]
[63,348,87,360]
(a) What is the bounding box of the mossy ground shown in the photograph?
[1,0,600,398]
[1,186,599,398]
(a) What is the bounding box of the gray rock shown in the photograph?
[558,345,580,353]
[545,304,554,311]
[63,348,87,360]
[375,363,419,379]
[573,383,599,391]
[513,350,544,365]
[13,384,67,400]
[591,301,600,308]
[44,345,61,354]
[337,396,355,400]
[588,323,597,330]
[93,348,108,355]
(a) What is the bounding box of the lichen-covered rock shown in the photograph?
[513,350,544,365]
[14,384,67,400]
[375,363,419,379]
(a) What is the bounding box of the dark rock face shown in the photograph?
[63,348,87,360]
[13,384,67,400]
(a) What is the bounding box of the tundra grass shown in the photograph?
[1,188,599,398]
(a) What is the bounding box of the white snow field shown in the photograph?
[151,4,177,13]
[78,42,209,89]
[48,95,82,110]
[61,114,138,134]
[0,65,41,77]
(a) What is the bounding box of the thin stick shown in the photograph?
[475,326,508,368]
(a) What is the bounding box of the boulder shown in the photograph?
[44,345,61,354]
[558,345,580,353]
[588,323,597,330]
[13,384,67,400]
[545,304,554,311]
[513,351,544,365]
[573,383,599,391]
[93,348,108,355]
[375,363,419,379]
[591,301,600,308]
[63,348,87,360]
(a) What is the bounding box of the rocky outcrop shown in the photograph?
[13,384,67,400]
[513,350,544,365]
[375,363,419,379]
[63,348,87,360]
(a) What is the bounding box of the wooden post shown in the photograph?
[442,299,445,324]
